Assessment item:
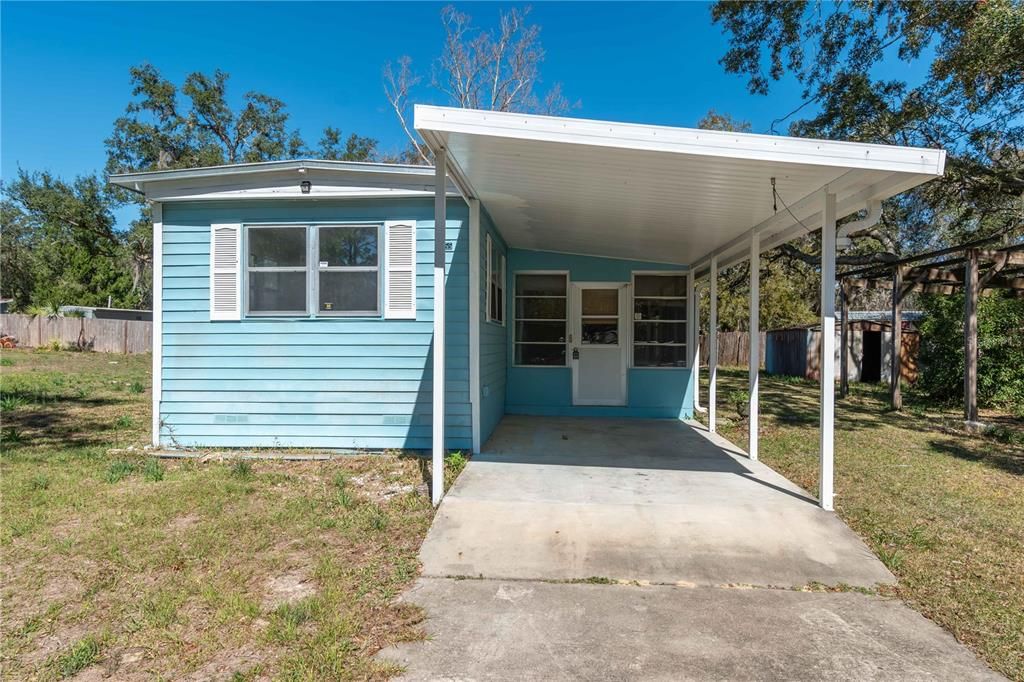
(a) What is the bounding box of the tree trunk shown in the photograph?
[890,266,903,411]
[964,249,979,423]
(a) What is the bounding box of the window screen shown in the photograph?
[633,274,687,367]
[247,226,308,314]
[514,273,567,366]
[317,225,379,314]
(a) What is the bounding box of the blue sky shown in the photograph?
[1,2,818,182]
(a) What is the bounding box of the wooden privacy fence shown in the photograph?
[0,314,152,353]
[698,331,766,367]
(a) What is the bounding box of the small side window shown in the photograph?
[486,234,505,325]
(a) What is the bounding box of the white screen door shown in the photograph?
[571,283,627,406]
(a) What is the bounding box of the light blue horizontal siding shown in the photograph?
[479,208,508,446]
[505,248,692,420]
[163,391,469,403]
[161,402,472,416]
[163,355,469,369]
[159,198,471,451]
[162,435,444,449]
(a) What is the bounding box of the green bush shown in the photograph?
[917,292,1024,409]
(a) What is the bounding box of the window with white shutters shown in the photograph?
[209,223,241,320]
[384,221,416,319]
[223,221,409,319]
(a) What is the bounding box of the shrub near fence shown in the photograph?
[0,314,152,353]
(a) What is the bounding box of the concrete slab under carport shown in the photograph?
[419,415,893,588]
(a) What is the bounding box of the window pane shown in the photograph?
[490,282,505,322]
[249,271,306,312]
[516,343,566,366]
[634,321,686,344]
[582,321,618,344]
[516,274,567,297]
[634,275,686,297]
[319,271,378,313]
[516,297,566,319]
[634,344,687,367]
[582,289,618,316]
[319,226,378,267]
[516,321,566,343]
[634,298,686,321]
[249,228,306,267]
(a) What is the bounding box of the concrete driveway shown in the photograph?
[379,416,999,680]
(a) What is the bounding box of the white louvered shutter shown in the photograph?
[209,223,242,320]
[384,221,417,319]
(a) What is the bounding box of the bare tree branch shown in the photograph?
[383,57,430,165]
[383,4,574,161]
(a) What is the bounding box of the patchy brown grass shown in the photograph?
[702,367,1024,680]
[0,349,446,680]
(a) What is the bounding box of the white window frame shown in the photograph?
[316,223,383,317]
[244,224,310,317]
[243,221,384,318]
[486,233,506,326]
[630,271,689,369]
[513,270,569,368]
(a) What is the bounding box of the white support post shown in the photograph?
[748,232,760,460]
[432,150,447,506]
[468,199,481,454]
[151,202,163,448]
[692,274,702,412]
[819,190,837,511]
[709,256,718,433]
[687,271,697,416]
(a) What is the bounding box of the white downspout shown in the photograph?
[836,200,883,250]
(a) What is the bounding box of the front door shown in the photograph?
[571,283,627,406]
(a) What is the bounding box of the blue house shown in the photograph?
[111,105,945,507]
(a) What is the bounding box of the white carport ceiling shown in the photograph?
[415,105,946,268]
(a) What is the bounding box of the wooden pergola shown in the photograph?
[839,238,1024,423]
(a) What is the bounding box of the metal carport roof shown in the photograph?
[414,105,946,269]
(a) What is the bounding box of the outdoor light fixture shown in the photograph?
[300,180,312,194]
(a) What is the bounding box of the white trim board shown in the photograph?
[468,199,482,454]
[150,202,163,447]
[415,105,946,175]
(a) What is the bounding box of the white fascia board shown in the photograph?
[418,128,479,202]
[108,159,455,199]
[414,105,947,176]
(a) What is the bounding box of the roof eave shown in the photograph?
[109,158,435,186]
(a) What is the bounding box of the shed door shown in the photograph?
[571,283,627,406]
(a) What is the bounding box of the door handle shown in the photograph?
[572,347,580,360]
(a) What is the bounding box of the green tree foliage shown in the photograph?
[317,127,380,162]
[700,259,819,332]
[1,64,380,311]
[105,64,377,175]
[1,171,145,309]
[712,0,1024,251]
[917,292,1024,410]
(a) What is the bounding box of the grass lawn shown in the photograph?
[701,367,1024,680]
[0,349,452,680]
